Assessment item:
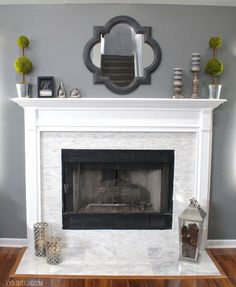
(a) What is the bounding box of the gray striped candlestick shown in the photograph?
[173,68,184,98]
[191,53,200,99]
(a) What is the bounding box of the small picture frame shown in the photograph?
[37,76,54,98]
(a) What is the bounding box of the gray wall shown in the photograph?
[0,4,235,239]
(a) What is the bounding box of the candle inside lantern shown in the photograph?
[37,239,45,249]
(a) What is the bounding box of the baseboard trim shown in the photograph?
[0,238,27,247]
[207,239,236,248]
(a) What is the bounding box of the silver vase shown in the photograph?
[208,84,222,99]
[16,83,31,98]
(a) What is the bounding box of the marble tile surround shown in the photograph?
[39,132,196,248]
[15,131,222,276]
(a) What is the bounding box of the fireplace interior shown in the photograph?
[62,149,174,229]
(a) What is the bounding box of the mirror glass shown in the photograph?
[83,16,162,94]
[90,23,154,87]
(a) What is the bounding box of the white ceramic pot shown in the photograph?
[16,83,31,98]
[208,84,222,99]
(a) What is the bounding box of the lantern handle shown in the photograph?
[189,198,200,208]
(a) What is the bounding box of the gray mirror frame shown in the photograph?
[83,16,162,95]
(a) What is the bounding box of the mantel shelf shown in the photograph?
[11,97,226,110]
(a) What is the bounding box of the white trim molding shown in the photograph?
[207,240,236,248]
[0,238,27,247]
[0,0,236,6]
[11,97,226,248]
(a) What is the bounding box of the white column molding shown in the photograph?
[196,110,213,246]
[24,107,41,244]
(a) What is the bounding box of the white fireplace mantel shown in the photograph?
[12,97,226,246]
[12,97,226,131]
[12,98,226,110]
[11,97,225,109]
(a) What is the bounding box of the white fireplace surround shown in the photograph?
[12,97,225,249]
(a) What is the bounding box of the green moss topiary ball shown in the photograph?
[14,56,33,75]
[17,35,29,49]
[205,58,224,76]
[209,36,222,49]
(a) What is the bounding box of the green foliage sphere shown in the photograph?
[17,35,29,48]
[205,59,224,76]
[14,56,33,75]
[209,36,222,49]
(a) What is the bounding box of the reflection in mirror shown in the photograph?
[90,43,101,68]
[84,16,162,94]
[90,23,155,87]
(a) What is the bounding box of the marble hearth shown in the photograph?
[12,98,225,276]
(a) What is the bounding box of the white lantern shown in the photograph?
[178,198,207,262]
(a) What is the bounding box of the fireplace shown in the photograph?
[11,97,226,249]
[62,149,174,229]
[11,97,226,277]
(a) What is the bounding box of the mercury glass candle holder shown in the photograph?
[46,236,62,265]
[34,222,49,257]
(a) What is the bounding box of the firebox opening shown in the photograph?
[62,149,174,229]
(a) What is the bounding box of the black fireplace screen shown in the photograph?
[62,149,174,229]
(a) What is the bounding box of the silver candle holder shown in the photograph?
[46,236,62,265]
[57,82,67,98]
[34,222,49,257]
[173,68,183,98]
[191,53,200,99]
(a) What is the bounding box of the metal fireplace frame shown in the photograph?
[62,149,174,229]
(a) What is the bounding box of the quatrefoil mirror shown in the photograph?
[83,16,162,94]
